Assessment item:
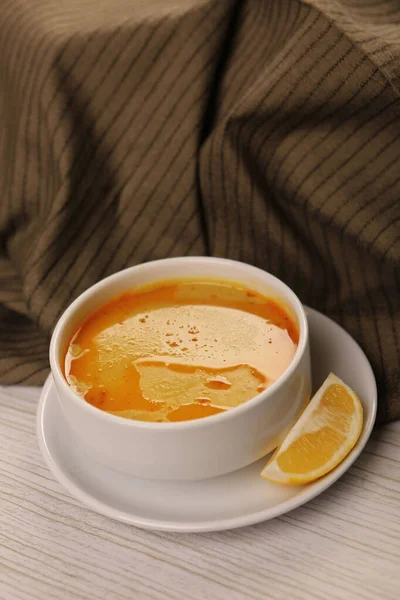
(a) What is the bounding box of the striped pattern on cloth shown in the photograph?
[0,0,399,424]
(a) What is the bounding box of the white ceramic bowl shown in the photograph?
[50,257,311,481]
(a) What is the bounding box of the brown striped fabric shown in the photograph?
[0,0,399,424]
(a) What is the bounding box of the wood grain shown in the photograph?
[0,385,399,600]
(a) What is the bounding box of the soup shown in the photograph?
[64,279,299,422]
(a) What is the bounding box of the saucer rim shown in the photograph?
[36,307,377,532]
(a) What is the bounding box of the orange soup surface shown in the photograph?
[64,279,299,422]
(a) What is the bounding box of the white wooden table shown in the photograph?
[1,385,399,600]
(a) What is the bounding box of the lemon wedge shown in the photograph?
[260,373,363,485]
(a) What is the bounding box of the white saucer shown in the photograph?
[37,307,377,532]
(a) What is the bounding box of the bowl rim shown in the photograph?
[50,257,309,430]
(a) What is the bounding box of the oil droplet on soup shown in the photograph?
[64,280,299,422]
